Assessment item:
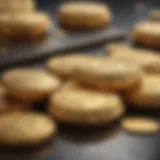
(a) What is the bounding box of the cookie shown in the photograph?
[122,117,160,135]
[73,58,142,91]
[48,87,124,125]
[46,54,94,79]
[0,12,50,38]
[106,42,160,73]
[0,112,56,147]
[132,21,160,47]
[0,87,31,114]
[0,0,35,12]
[125,75,160,109]
[2,68,61,101]
[58,2,111,29]
[149,10,160,21]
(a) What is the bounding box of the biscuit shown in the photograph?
[2,68,61,101]
[0,86,31,114]
[106,42,160,73]
[0,112,56,147]
[0,12,50,38]
[46,54,94,79]
[132,21,160,47]
[0,0,35,12]
[48,88,124,125]
[125,75,160,109]
[73,58,142,91]
[122,117,160,135]
[149,10,160,21]
[58,2,111,29]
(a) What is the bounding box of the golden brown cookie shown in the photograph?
[46,54,94,79]
[73,58,142,91]
[58,2,111,29]
[0,12,50,39]
[0,112,56,147]
[2,68,61,101]
[48,87,124,125]
[106,42,160,73]
[0,0,35,12]
[125,75,160,109]
[132,21,160,47]
[122,117,160,135]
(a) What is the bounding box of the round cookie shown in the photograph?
[0,12,50,39]
[48,88,124,125]
[46,54,94,79]
[2,68,61,101]
[58,2,111,29]
[106,42,160,73]
[73,58,142,91]
[132,21,160,47]
[125,75,160,109]
[0,112,56,147]
[122,117,160,135]
[149,10,160,21]
[0,0,35,12]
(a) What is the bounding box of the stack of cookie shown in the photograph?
[0,0,50,39]
[106,42,160,110]
[46,54,145,125]
[0,69,60,147]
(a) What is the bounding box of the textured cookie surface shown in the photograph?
[2,68,61,101]
[58,2,111,29]
[122,117,160,134]
[125,75,160,108]
[49,87,124,125]
[132,21,160,47]
[46,54,95,78]
[0,113,56,146]
[73,58,142,91]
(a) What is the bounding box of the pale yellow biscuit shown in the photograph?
[122,117,160,134]
[0,0,35,12]
[58,2,111,29]
[48,87,124,125]
[0,12,50,38]
[46,54,94,79]
[125,75,160,109]
[2,68,61,101]
[73,58,142,91]
[132,21,160,47]
[106,42,160,73]
[0,112,56,147]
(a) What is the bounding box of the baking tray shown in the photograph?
[0,26,126,69]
